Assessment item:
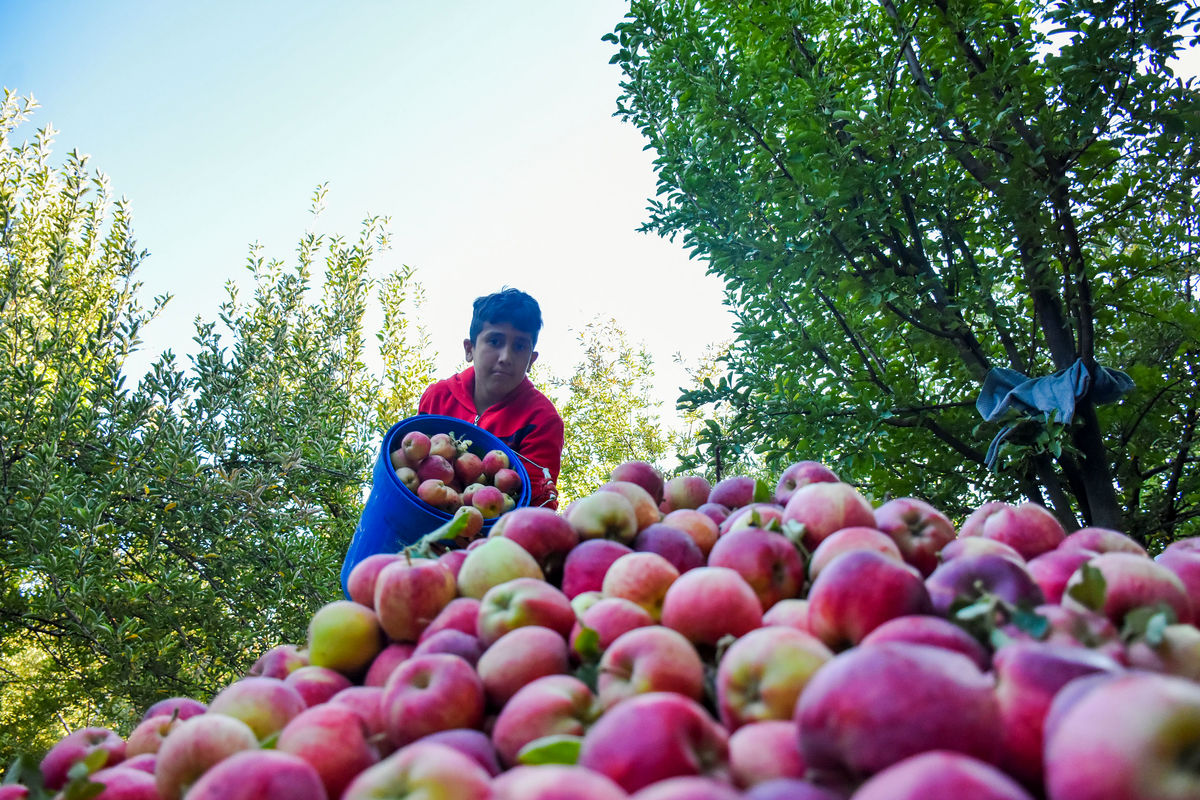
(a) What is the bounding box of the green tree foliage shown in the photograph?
[549,317,670,502]
[0,93,430,763]
[608,0,1200,543]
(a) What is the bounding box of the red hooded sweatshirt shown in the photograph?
[418,366,564,509]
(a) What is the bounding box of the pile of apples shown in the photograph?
[17,459,1200,800]
[389,430,524,519]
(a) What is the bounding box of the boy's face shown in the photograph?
[464,322,538,405]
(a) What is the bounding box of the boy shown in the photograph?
[418,288,564,509]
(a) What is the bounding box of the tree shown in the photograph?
[548,317,671,502]
[608,0,1200,545]
[0,93,431,763]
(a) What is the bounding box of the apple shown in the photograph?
[1061,551,1193,626]
[154,713,260,800]
[729,720,807,788]
[489,506,579,575]
[418,729,502,777]
[207,676,306,741]
[807,526,902,580]
[456,536,544,599]
[306,599,384,677]
[416,454,455,485]
[597,624,706,709]
[345,553,402,609]
[413,628,483,666]
[1025,547,1098,605]
[327,686,389,754]
[741,778,844,800]
[602,551,681,620]
[924,552,1045,617]
[761,598,812,633]
[126,713,184,757]
[806,549,932,650]
[566,491,640,543]
[578,691,730,793]
[599,480,662,531]
[141,696,208,722]
[1126,622,1200,680]
[373,557,457,642]
[716,625,833,730]
[454,451,484,486]
[490,673,598,766]
[476,625,570,707]
[958,501,1065,560]
[342,741,492,800]
[634,522,705,573]
[706,528,804,611]
[380,653,485,747]
[283,665,354,707]
[417,478,460,512]
[417,596,481,642]
[72,766,159,800]
[394,466,418,492]
[940,536,1026,564]
[612,460,666,505]
[661,475,712,512]
[573,596,655,652]
[0,787,28,800]
[851,751,1037,800]
[476,576,575,646]
[481,448,511,478]
[491,765,628,800]
[276,703,381,799]
[561,538,634,599]
[660,566,763,647]
[662,509,721,557]
[628,777,741,799]
[773,460,839,505]
[1156,546,1200,614]
[795,642,1000,781]
[1061,527,1148,556]
[708,475,758,510]
[439,548,469,579]
[247,644,309,679]
[719,502,785,536]
[860,614,991,670]
[429,432,457,461]
[696,501,731,527]
[996,603,1125,663]
[452,504,485,540]
[493,467,523,496]
[40,727,126,790]
[1043,671,1200,800]
[781,481,876,551]
[363,642,416,687]
[873,496,957,576]
[401,431,431,465]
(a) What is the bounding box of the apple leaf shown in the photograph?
[259,731,280,750]
[573,626,602,663]
[753,478,774,503]
[1009,607,1051,640]
[1066,562,1107,612]
[516,734,583,766]
[1120,603,1177,646]
[403,513,472,558]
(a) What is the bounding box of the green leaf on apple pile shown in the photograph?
[1120,603,1177,646]
[753,478,773,503]
[402,512,473,559]
[61,751,110,800]
[573,626,602,664]
[1009,607,1051,640]
[517,734,583,766]
[1066,563,1107,613]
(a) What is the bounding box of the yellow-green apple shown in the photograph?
[707,528,804,612]
[284,665,353,708]
[782,482,876,551]
[1127,622,1200,680]
[1156,546,1200,615]
[394,466,418,492]
[455,536,544,599]
[1026,547,1098,604]
[412,628,483,666]
[709,475,759,510]
[327,686,389,754]
[578,691,730,793]
[416,478,460,512]
[476,577,575,646]
[795,642,1000,781]
[958,501,1065,560]
[940,536,1025,564]
[992,640,1123,789]
[345,553,402,609]
[571,590,604,618]
[741,778,843,800]
[1044,671,1200,800]
[491,765,628,800]
[342,741,491,800]
[807,550,932,650]
[380,654,484,747]
[207,676,306,741]
[873,497,957,576]
[142,696,207,722]
[490,674,599,766]
[454,451,484,486]
[596,625,706,709]
[40,727,126,790]
[363,642,416,687]
[634,522,705,573]
[629,777,740,799]
[925,553,1045,617]
[567,491,640,543]
[418,729,501,777]
[374,557,457,642]
[401,431,431,464]
[248,644,309,679]
[807,526,903,580]
[489,506,578,575]
[599,480,662,531]
[661,566,763,647]
[572,596,654,652]
[661,475,712,512]
[719,503,785,536]
[1061,527,1147,556]
[860,614,990,670]
[429,432,457,461]
[851,751,1036,800]
[493,467,523,496]
[126,713,185,757]
[276,704,381,799]
[154,713,260,800]
[1062,551,1193,626]
[481,448,511,478]
[602,552,680,620]
[306,600,384,677]
[476,625,570,708]
[611,460,666,505]
[662,509,720,558]
[562,538,634,599]
[729,720,807,788]
[715,626,832,730]
[761,598,812,633]
[418,596,480,642]
[773,460,839,506]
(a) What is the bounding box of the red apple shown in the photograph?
[629,777,741,799]
[141,696,208,722]
[416,478,460,511]
[602,551,680,620]
[1156,546,1200,616]
[373,557,457,642]
[851,751,1037,800]
[490,674,598,767]
[612,460,666,505]
[439,548,468,579]
[696,501,731,527]
[429,432,457,461]
[491,765,627,800]
[1061,527,1148,556]
[729,720,807,788]
[996,603,1125,663]
[489,506,578,574]
[401,431,431,464]
[741,778,843,800]
[381,654,485,747]
[493,467,523,496]
[416,454,455,486]
[154,713,260,800]
[417,729,501,777]
[284,665,354,707]
[940,536,1026,564]
[807,549,932,650]
[660,566,763,647]
[634,522,705,573]
[1061,551,1193,626]
[276,703,381,798]
[708,475,759,510]
[481,448,511,478]
[761,598,812,633]
[860,614,990,671]
[70,765,160,800]
[873,496,957,576]
[1026,547,1098,604]
[925,553,1045,617]
[561,538,634,599]
[342,741,492,800]
[345,553,402,609]
[573,596,655,652]
[327,686,388,753]
[661,475,712,512]
[207,676,306,741]
[419,597,481,642]
[958,501,1065,560]
[662,509,721,557]
[599,481,662,531]
[782,481,876,551]
[412,628,483,666]
[126,713,184,757]
[707,528,804,611]
[716,625,832,730]
[40,727,126,791]
[1127,622,1200,680]
[306,599,384,677]
[719,502,785,536]
[247,644,309,679]
[807,526,901,580]
[773,460,839,506]
[476,625,570,708]
[454,451,484,486]
[363,642,416,687]
[476,577,575,646]
[597,625,706,709]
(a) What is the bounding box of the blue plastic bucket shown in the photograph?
[340,414,530,596]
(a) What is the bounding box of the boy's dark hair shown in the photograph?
[469,288,543,347]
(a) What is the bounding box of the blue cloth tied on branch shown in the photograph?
[976,358,1134,468]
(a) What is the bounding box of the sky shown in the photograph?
[1,1,736,423]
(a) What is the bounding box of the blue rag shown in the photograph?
[976,359,1134,468]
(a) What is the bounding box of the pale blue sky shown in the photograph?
[2,1,735,416]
